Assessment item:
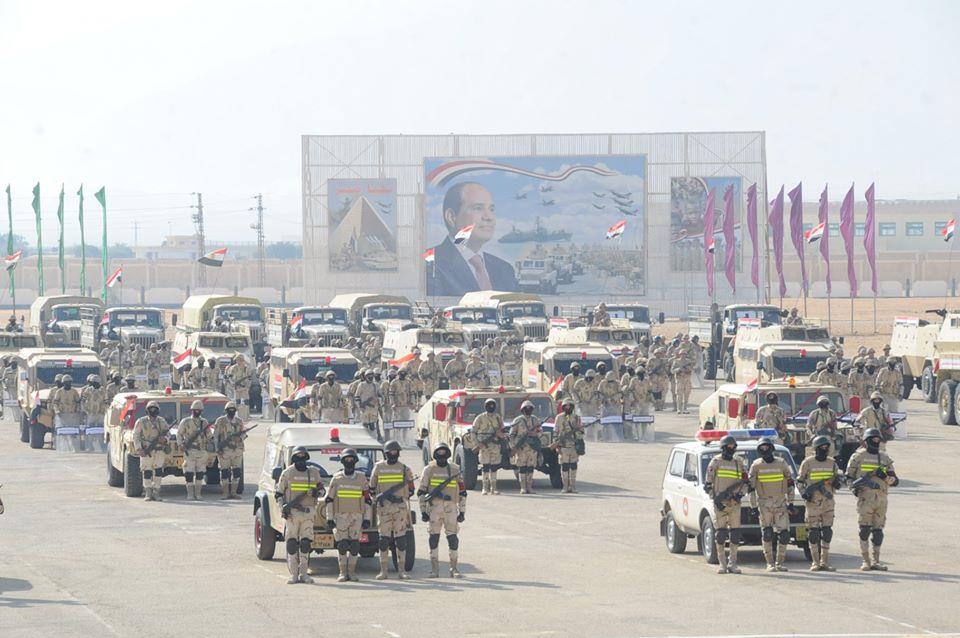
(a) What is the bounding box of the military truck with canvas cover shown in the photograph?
[80,306,166,352]
[268,348,360,422]
[266,307,350,348]
[688,303,782,380]
[30,295,104,347]
[328,293,417,341]
[458,290,549,342]
[181,294,267,357]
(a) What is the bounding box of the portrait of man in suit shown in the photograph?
[425,181,518,296]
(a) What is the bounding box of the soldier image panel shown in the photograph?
[670,176,742,273]
[424,155,647,297]
[327,178,398,272]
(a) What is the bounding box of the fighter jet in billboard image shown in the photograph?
[592,203,606,210]
[539,184,553,192]
[610,190,632,198]
[541,199,555,206]
[593,191,606,198]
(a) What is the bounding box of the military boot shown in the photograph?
[561,471,570,493]
[397,551,409,580]
[347,554,359,581]
[185,483,195,501]
[762,541,776,571]
[193,482,202,501]
[819,544,835,571]
[809,543,822,571]
[152,478,164,501]
[337,554,349,582]
[526,473,536,494]
[570,470,578,493]
[716,543,728,574]
[481,472,490,495]
[775,543,788,571]
[519,473,528,495]
[871,545,888,571]
[143,482,152,501]
[428,550,440,578]
[221,482,231,500]
[727,544,741,574]
[859,540,872,571]
[376,554,390,580]
[299,553,314,584]
[230,479,241,500]
[449,551,461,578]
[489,470,499,494]
[286,553,300,585]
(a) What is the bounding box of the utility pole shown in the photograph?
[191,192,206,286]
[250,193,265,287]
[133,221,139,252]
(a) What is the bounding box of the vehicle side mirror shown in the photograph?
[849,396,861,413]
[684,472,698,484]
[727,398,740,419]
[171,314,178,326]
[271,467,282,481]
[756,361,764,371]
[538,364,545,373]
[838,336,845,344]
[434,403,447,421]
[282,368,290,378]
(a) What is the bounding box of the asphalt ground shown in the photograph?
[1,385,959,638]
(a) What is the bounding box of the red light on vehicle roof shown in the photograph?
[800,348,807,357]
[581,351,587,360]
[696,430,728,442]
[330,427,340,443]
[498,386,505,393]
[325,357,332,364]
[65,358,73,367]
[165,386,172,395]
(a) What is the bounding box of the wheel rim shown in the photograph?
[702,523,714,554]
[254,516,262,548]
[667,518,677,548]
[940,390,949,415]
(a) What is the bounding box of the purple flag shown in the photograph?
[747,183,759,288]
[839,184,857,297]
[818,185,831,294]
[864,183,877,295]
[722,184,736,293]
[703,188,716,297]
[787,182,807,294]
[768,186,787,298]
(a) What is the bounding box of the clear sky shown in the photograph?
[0,0,956,246]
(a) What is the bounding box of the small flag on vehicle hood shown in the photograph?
[4,250,22,271]
[746,377,758,392]
[422,248,435,263]
[106,266,122,288]
[606,219,626,239]
[943,219,956,243]
[198,247,227,266]
[289,314,303,331]
[805,221,825,244]
[281,379,311,408]
[453,225,474,245]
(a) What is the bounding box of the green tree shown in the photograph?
[109,243,134,258]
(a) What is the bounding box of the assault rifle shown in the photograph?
[141,421,172,456]
[713,479,748,512]
[801,479,834,502]
[850,466,887,494]
[375,474,418,506]
[280,481,323,516]
[216,423,259,453]
[179,419,210,452]
[424,472,461,504]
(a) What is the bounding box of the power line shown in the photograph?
[250,194,266,287]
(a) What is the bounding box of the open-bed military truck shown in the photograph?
[268,348,360,422]
[30,295,105,347]
[104,389,233,497]
[252,423,415,570]
[266,307,351,348]
[181,294,267,358]
[80,306,166,352]
[688,303,784,380]
[458,291,550,342]
[416,388,562,490]
[16,348,105,449]
[328,293,417,342]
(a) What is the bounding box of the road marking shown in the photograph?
[874,615,895,623]
[370,623,401,637]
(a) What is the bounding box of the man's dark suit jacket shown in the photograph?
[425,236,519,297]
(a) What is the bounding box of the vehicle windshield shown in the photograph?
[52,306,82,321]
[460,395,554,423]
[36,364,100,386]
[0,334,38,348]
[783,391,846,417]
[450,308,498,324]
[216,306,262,322]
[606,306,650,323]
[110,311,162,328]
[297,360,359,383]
[301,447,382,478]
[521,260,546,269]
[301,309,347,325]
[224,336,250,349]
[587,329,636,343]
[700,448,797,479]
[769,353,830,376]
[733,308,782,326]
[419,331,465,345]
[501,303,545,319]
[199,336,223,348]
[367,305,412,321]
[551,355,614,375]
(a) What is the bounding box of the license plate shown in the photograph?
[794,525,808,541]
[313,535,334,549]
[359,533,369,543]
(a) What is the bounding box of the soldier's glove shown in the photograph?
[420,511,430,523]
[325,519,336,530]
[281,504,292,518]
[787,504,798,515]
[457,512,465,523]
[875,467,887,479]
[361,519,370,530]
[801,491,812,502]
[831,478,842,490]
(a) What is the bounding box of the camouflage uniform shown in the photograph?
[647,349,669,410]
[509,411,541,494]
[314,377,347,422]
[845,440,897,571]
[471,409,505,494]
[226,358,252,403]
[177,405,210,500]
[325,463,372,582]
[705,449,748,573]
[212,408,246,499]
[418,448,466,578]
[875,363,903,412]
[748,445,794,571]
[369,451,414,580]
[671,351,693,414]
[806,403,838,457]
[444,353,467,389]
[276,454,324,583]
[354,376,381,434]
[418,354,441,399]
[464,351,489,388]
[552,405,583,492]
[797,446,840,570]
[755,400,788,442]
[847,358,872,403]
[572,371,600,424]
[132,408,169,501]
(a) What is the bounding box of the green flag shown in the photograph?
[77,185,86,294]
[95,187,107,301]
[5,185,12,296]
[32,183,43,295]
[57,184,65,293]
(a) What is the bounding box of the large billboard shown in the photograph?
[670,176,742,272]
[327,178,398,271]
[423,155,647,297]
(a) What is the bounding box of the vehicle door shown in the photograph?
[665,450,695,530]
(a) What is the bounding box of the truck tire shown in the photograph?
[901,375,914,400]
[206,460,221,486]
[390,529,417,572]
[254,504,277,560]
[799,540,812,562]
[236,460,245,495]
[921,365,937,403]
[29,423,45,449]
[547,456,563,489]
[664,511,687,554]
[699,515,719,564]
[123,453,144,497]
[938,380,958,425]
[106,450,124,487]
[705,347,717,380]
[19,413,30,443]
[455,446,479,491]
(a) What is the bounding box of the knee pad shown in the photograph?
[871,528,884,546]
[486,464,500,472]
[859,525,872,541]
[299,538,312,554]
[395,536,407,552]
[232,467,242,479]
[447,534,459,550]
[729,529,742,544]
[142,470,153,479]
[778,529,790,544]
[761,526,773,542]
[560,463,571,471]
[286,538,299,555]
[428,533,440,550]
[570,462,578,470]
[378,537,391,552]
[184,472,194,482]
[822,526,833,543]
[348,540,360,555]
[524,466,535,475]
[715,528,729,543]
[336,539,350,554]
[808,528,821,544]
[221,469,231,480]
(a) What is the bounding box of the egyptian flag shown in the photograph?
[942,219,956,243]
[606,219,626,239]
[173,349,194,369]
[289,313,303,332]
[388,352,417,367]
[453,225,474,245]
[746,377,759,392]
[4,250,22,271]
[198,247,227,266]
[422,248,435,263]
[106,266,122,288]
[281,379,311,408]
[805,221,825,244]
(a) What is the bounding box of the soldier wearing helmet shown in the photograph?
[212,401,246,499]
[277,446,325,584]
[875,356,903,412]
[622,364,652,441]
[845,428,899,571]
[464,348,489,388]
[755,392,787,443]
[647,347,669,411]
[226,355,252,404]
[132,400,171,501]
[856,391,895,445]
[471,397,506,495]
[510,400,542,495]
[809,360,826,383]
[592,302,611,327]
[354,369,382,439]
[598,369,624,438]
[178,399,211,500]
[559,361,582,401]
[847,357,871,404]
[370,440,415,580]
[145,342,163,390]
[313,369,347,423]
[748,437,794,572]
[53,373,81,426]
[498,338,522,386]
[418,351,442,399]
[797,434,841,571]
[806,395,838,457]
[817,357,843,394]
[670,348,694,414]
[572,368,601,437]
[552,398,585,493]
[79,374,105,434]
[443,350,467,390]
[389,367,418,438]
[325,448,372,582]
[704,434,748,574]
[418,442,466,578]
[124,374,137,391]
